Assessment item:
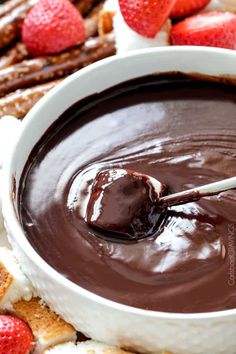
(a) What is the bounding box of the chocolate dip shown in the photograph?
[18,74,236,313]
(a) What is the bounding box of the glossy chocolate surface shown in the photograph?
[19,74,236,313]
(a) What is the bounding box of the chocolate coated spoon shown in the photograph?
[159,176,236,208]
[86,169,236,242]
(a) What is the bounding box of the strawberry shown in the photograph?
[171,11,236,49]
[22,0,86,56]
[0,315,34,354]
[118,0,176,38]
[171,0,211,19]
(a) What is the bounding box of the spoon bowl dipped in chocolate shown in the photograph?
[86,168,236,242]
[86,168,167,242]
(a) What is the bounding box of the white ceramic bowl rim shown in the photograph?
[3,46,236,321]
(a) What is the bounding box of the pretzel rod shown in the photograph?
[0,0,29,18]
[0,0,37,50]
[0,33,115,97]
[0,79,62,118]
[0,42,28,69]
[85,0,104,37]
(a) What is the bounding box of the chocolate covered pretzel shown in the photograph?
[0,0,37,50]
[85,0,104,37]
[0,34,115,97]
[0,79,61,118]
[0,0,29,18]
[74,0,97,16]
[0,42,28,69]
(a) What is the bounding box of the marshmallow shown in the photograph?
[113,11,171,54]
[0,247,34,310]
[103,0,119,12]
[44,340,133,354]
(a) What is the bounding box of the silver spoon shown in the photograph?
[159,177,236,208]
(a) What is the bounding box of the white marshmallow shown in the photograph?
[44,340,130,354]
[44,342,79,354]
[103,0,119,12]
[113,11,171,54]
[0,247,34,310]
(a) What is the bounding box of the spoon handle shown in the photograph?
[159,177,236,208]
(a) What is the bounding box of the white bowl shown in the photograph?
[2,47,236,354]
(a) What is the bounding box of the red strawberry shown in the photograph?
[119,0,176,38]
[171,11,236,49]
[171,0,211,19]
[0,315,34,354]
[22,0,86,56]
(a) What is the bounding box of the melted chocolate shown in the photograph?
[19,74,236,313]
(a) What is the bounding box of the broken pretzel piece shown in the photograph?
[98,9,115,36]
[0,79,61,119]
[0,0,38,50]
[0,42,28,70]
[0,0,30,18]
[85,0,104,37]
[74,0,98,16]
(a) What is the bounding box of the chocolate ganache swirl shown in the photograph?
[19,74,236,313]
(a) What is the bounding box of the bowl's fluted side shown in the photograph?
[5,228,236,354]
